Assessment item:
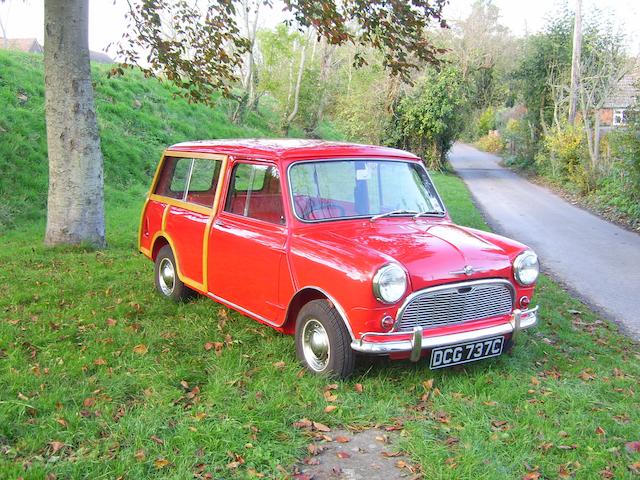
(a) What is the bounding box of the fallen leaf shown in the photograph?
[382,451,402,457]
[625,441,640,453]
[106,318,117,327]
[483,401,497,407]
[133,344,148,355]
[193,412,207,421]
[435,411,450,424]
[83,397,96,408]
[323,390,337,402]
[313,421,331,432]
[150,435,164,445]
[50,441,64,454]
[273,361,286,369]
[354,383,363,393]
[396,460,408,469]
[595,426,606,436]
[335,436,350,443]
[154,458,170,469]
[530,376,540,386]
[293,419,313,429]
[522,472,541,480]
[578,370,596,381]
[336,451,351,459]
[324,405,338,413]
[134,449,146,461]
[55,418,68,428]
[324,383,338,391]
[94,358,107,366]
[629,462,640,474]
[423,379,434,390]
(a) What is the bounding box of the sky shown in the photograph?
[0,0,638,56]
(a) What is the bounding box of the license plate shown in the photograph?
[429,336,504,369]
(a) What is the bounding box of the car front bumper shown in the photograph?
[350,306,539,362]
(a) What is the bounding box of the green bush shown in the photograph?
[476,106,496,137]
[536,123,588,190]
[476,131,504,153]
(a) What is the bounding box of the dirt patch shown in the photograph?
[293,428,421,480]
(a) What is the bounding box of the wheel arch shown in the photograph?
[282,287,354,340]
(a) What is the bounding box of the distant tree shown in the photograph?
[386,67,466,169]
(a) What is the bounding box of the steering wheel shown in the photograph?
[306,202,346,220]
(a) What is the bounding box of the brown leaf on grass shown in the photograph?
[83,397,96,408]
[154,458,170,469]
[133,344,148,355]
[134,449,146,461]
[324,405,338,413]
[538,442,553,451]
[629,462,640,474]
[50,441,65,454]
[17,392,29,401]
[445,436,459,446]
[396,460,408,469]
[558,464,572,479]
[324,383,338,391]
[335,436,350,443]
[423,379,434,390]
[354,383,363,393]
[435,411,450,424]
[491,420,511,431]
[578,370,596,381]
[522,472,541,480]
[180,380,189,390]
[530,376,540,386]
[94,358,107,366]
[296,369,306,378]
[336,451,351,459]
[293,419,313,429]
[273,361,286,369]
[625,441,640,453]
[106,318,117,327]
[600,468,615,479]
[313,421,331,432]
[55,418,68,428]
[307,443,325,456]
[150,435,164,445]
[483,401,497,407]
[323,390,338,402]
[595,426,606,435]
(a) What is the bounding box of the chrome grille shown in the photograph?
[396,280,514,331]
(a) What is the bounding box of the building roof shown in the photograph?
[166,139,419,162]
[603,67,640,109]
[0,38,43,53]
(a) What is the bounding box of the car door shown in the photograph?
[150,153,225,291]
[208,160,289,323]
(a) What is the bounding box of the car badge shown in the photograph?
[450,265,477,276]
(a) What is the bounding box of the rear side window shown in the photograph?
[154,156,222,208]
[224,163,285,224]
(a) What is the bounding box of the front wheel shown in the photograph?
[154,245,194,302]
[295,300,356,378]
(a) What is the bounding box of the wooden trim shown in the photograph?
[150,194,213,216]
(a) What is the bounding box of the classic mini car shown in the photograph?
[139,139,539,377]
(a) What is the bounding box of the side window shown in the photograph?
[154,156,222,208]
[225,163,285,224]
[155,157,192,199]
[186,159,222,207]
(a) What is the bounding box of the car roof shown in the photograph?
[166,139,419,162]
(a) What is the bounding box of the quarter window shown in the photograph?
[225,163,285,224]
[154,156,222,208]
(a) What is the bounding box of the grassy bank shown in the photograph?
[0,50,284,231]
[1,172,639,479]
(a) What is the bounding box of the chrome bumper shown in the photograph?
[350,307,539,362]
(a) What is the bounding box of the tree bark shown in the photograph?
[283,39,306,135]
[568,0,582,125]
[44,0,105,247]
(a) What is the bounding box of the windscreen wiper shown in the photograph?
[413,210,445,220]
[370,209,419,222]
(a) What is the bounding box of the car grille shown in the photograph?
[396,280,514,331]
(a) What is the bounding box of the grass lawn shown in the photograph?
[1,173,639,479]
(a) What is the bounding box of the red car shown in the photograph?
[139,139,539,377]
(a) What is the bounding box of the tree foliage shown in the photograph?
[119,0,448,104]
[386,66,466,169]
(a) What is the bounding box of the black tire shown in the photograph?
[295,299,356,378]
[153,245,194,302]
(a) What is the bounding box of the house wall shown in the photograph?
[599,108,613,126]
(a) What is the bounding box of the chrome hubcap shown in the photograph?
[302,319,330,372]
[158,258,175,295]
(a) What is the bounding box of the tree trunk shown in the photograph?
[568,0,582,125]
[44,0,105,247]
[283,40,306,135]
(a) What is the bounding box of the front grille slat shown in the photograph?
[396,281,514,331]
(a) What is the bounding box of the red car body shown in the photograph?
[139,139,539,375]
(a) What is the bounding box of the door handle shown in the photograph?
[215,219,230,229]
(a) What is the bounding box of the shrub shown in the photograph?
[476,106,496,137]
[536,123,588,189]
[476,131,505,153]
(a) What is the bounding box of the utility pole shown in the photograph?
[568,0,582,125]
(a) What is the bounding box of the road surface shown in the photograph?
[448,143,640,340]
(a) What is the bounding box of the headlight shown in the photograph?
[373,264,407,304]
[513,250,539,286]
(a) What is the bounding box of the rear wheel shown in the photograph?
[154,245,194,302]
[295,300,356,378]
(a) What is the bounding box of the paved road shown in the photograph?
[448,143,640,340]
